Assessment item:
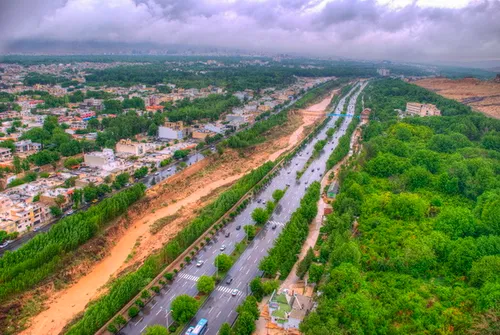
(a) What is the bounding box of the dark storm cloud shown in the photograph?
[0,0,499,61]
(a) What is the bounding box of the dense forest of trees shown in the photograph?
[167,94,240,124]
[85,65,299,91]
[65,162,275,335]
[0,184,146,301]
[300,79,500,334]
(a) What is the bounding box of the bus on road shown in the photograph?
[187,318,208,335]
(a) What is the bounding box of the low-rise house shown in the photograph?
[0,147,12,162]
[192,129,216,141]
[268,290,314,330]
[405,102,441,117]
[15,140,41,153]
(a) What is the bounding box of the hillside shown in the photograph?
[414,77,500,119]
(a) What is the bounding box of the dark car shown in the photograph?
[272,224,277,230]
[225,231,230,237]
[236,225,241,230]
[226,277,233,285]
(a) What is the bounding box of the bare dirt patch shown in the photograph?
[15,92,336,335]
[414,77,500,119]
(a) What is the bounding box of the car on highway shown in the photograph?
[231,289,238,296]
[196,260,204,267]
[185,327,194,335]
[220,245,226,251]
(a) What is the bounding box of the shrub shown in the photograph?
[128,306,140,318]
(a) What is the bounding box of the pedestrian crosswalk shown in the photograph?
[268,220,285,227]
[216,286,243,296]
[178,273,200,282]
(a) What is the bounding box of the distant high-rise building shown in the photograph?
[377,68,391,76]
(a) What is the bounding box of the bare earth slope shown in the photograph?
[414,77,500,119]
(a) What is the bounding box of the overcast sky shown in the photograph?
[1,0,499,61]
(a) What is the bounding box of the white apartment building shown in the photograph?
[84,149,115,168]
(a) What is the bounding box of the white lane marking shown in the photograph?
[178,273,200,282]
[216,311,222,318]
[209,307,213,314]
[253,258,257,264]
[246,269,250,274]
[134,317,144,326]
[215,286,242,296]
[152,301,157,308]
[141,325,147,332]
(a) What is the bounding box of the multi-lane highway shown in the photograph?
[120,82,367,335]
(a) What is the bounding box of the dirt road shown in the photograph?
[18,93,334,335]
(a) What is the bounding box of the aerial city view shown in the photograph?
[0,0,499,335]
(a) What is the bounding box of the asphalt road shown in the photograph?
[120,82,366,335]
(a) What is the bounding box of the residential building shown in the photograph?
[40,188,73,208]
[192,129,216,140]
[0,147,12,162]
[0,202,49,232]
[360,108,371,124]
[116,139,146,156]
[268,290,314,330]
[84,149,115,168]
[377,68,391,76]
[14,140,42,153]
[158,121,190,140]
[405,102,441,117]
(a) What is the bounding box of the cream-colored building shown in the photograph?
[116,139,146,156]
[406,103,441,117]
[0,202,48,233]
[0,148,12,162]
[84,149,115,168]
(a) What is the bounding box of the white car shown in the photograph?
[231,289,238,296]
[196,260,204,267]
[220,245,226,251]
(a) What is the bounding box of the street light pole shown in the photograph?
[166,310,171,329]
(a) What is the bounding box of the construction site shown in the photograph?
[414,76,500,119]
